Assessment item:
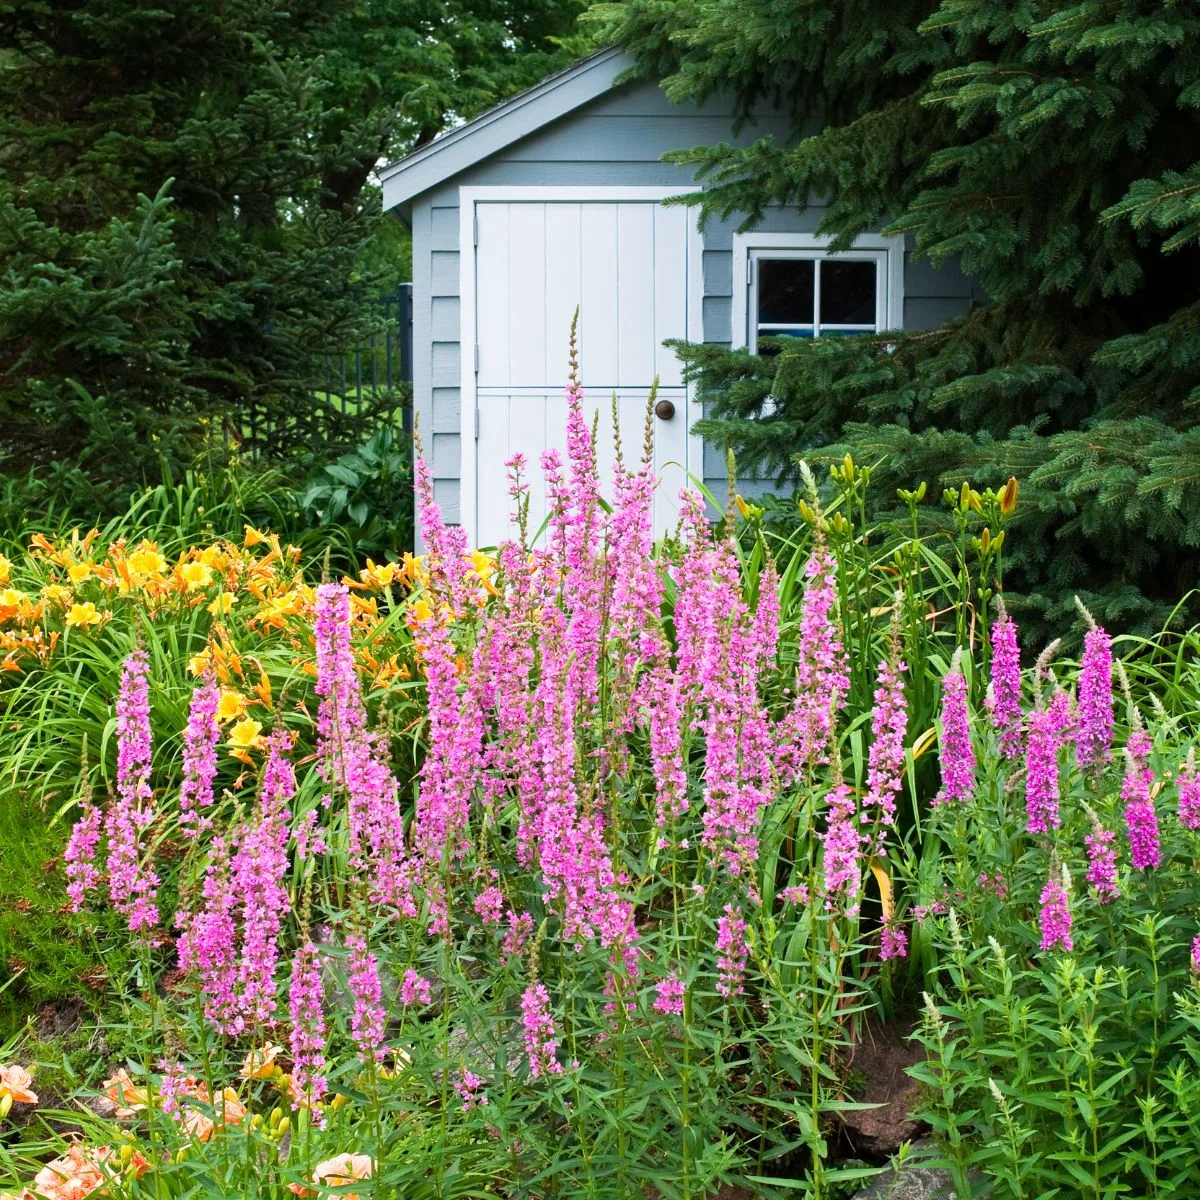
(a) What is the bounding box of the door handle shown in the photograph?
[654,399,675,421]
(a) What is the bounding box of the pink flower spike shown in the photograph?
[1038,863,1073,953]
[1123,726,1160,870]
[936,658,975,804]
[521,982,564,1079]
[1076,620,1114,770]
[986,601,1023,759]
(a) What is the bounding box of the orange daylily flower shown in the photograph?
[243,525,269,548]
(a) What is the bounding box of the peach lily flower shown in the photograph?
[288,1153,374,1199]
[0,1065,37,1105]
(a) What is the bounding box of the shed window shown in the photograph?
[749,246,892,352]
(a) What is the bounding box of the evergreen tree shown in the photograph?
[600,0,1200,633]
[0,0,585,479]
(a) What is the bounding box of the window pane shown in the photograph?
[758,259,814,325]
[756,327,814,355]
[820,260,877,325]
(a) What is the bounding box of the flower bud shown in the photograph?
[1000,475,1018,515]
[0,1094,11,1120]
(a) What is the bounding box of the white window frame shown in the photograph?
[730,232,905,352]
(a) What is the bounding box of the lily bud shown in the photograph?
[1000,475,1018,515]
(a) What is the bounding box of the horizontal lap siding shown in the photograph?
[410,78,982,534]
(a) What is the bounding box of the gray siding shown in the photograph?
[407,76,979,528]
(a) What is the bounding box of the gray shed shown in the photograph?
[381,47,980,547]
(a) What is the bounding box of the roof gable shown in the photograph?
[380,47,635,214]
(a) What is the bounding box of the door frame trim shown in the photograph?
[457,185,703,547]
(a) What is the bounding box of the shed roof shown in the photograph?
[380,46,635,217]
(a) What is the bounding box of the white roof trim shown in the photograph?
[380,47,635,213]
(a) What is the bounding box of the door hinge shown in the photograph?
[473,343,479,375]
[474,406,480,440]
[472,211,479,247]
[747,258,754,286]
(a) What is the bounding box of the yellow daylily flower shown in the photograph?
[127,545,168,577]
[180,562,214,590]
[65,602,103,629]
[41,583,71,606]
[66,561,93,584]
[227,717,264,750]
[188,649,213,677]
[0,555,10,586]
[216,689,249,723]
[208,591,235,615]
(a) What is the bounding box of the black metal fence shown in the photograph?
[319,284,413,430]
[236,284,413,456]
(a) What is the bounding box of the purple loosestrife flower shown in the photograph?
[105,647,159,932]
[1123,725,1160,870]
[986,601,1023,759]
[880,923,908,961]
[345,934,386,1063]
[1085,819,1119,903]
[864,651,908,855]
[288,940,328,1107]
[821,782,862,910]
[1178,752,1200,830]
[455,1070,487,1111]
[63,799,102,911]
[1076,618,1114,771]
[178,676,220,837]
[230,731,295,1029]
[652,972,686,1017]
[1193,936,1200,975]
[936,656,975,805]
[521,982,564,1078]
[1038,863,1073,953]
[715,905,749,998]
[1025,697,1066,834]
[177,835,239,1035]
[314,583,414,916]
[778,545,849,780]
[400,969,432,1007]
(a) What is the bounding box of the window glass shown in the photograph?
[820,260,876,325]
[758,259,814,325]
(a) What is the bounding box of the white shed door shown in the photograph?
[471,199,692,548]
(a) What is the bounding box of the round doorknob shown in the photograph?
[654,398,675,421]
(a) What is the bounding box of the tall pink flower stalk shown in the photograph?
[715,905,749,998]
[230,731,295,1028]
[177,835,239,1034]
[314,582,414,916]
[345,933,386,1064]
[936,655,975,805]
[63,798,102,911]
[1076,617,1114,770]
[521,982,564,1079]
[1038,862,1073,952]
[1025,696,1065,834]
[778,544,849,780]
[105,647,159,932]
[1123,725,1160,870]
[864,649,908,855]
[288,940,328,1106]
[1178,752,1200,830]
[178,675,221,837]
[821,782,862,911]
[1085,819,1119,903]
[986,601,1023,759]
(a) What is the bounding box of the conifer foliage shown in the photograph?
[0,0,583,477]
[602,0,1200,632]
